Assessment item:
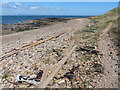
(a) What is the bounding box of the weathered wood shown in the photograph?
[38,45,77,88]
[20,37,54,50]
[39,65,49,86]
[0,32,65,60]
[21,32,65,50]
[0,50,18,60]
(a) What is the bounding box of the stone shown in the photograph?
[79,83,84,88]
[76,77,82,81]
[58,79,65,85]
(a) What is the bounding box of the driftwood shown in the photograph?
[39,65,50,86]
[38,45,76,88]
[21,32,65,50]
[0,32,65,60]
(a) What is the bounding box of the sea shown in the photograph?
[1,15,92,24]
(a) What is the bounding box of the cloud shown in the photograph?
[15,3,21,6]
[13,5,19,9]
[30,6,56,10]
[2,2,61,11]
[1,2,11,8]
[13,2,21,8]
[30,6,39,10]
[1,2,21,9]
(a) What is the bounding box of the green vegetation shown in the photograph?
[2,74,10,79]
[45,49,53,54]
[16,29,26,32]
[82,29,95,33]
[81,55,92,61]
[74,7,119,63]
[89,7,119,30]
[44,58,54,64]
[74,26,98,47]
[74,28,95,39]
[89,7,119,50]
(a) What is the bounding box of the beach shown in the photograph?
[0,7,119,88]
[1,18,70,35]
[0,18,92,88]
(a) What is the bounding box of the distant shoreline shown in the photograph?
[1,15,92,24]
[1,18,71,35]
[1,16,92,35]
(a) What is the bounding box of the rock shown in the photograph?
[90,50,99,55]
[76,47,91,52]
[36,70,43,79]
[58,79,65,85]
[33,67,39,71]
[79,83,85,88]
[76,76,82,81]
[88,85,93,88]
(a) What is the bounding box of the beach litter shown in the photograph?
[15,70,43,86]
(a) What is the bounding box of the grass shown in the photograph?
[2,74,10,79]
[74,28,96,42]
[98,7,120,51]
[45,49,53,54]
[81,36,91,40]
[82,29,95,33]
[81,56,92,61]
[105,20,116,24]
[74,29,95,35]
[44,58,54,64]
[73,19,99,48]
[109,21,120,51]
[16,29,26,32]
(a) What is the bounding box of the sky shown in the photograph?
[1,0,120,2]
[0,2,119,15]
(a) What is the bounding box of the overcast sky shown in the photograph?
[0,2,119,15]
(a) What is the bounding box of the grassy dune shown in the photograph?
[89,7,120,50]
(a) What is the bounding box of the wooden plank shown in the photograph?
[0,50,18,60]
[20,36,54,50]
[0,32,65,60]
[39,65,49,85]
[20,32,65,50]
[38,45,77,88]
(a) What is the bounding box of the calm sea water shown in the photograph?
[1,15,91,24]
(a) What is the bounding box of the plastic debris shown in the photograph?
[15,74,40,86]
[15,70,43,86]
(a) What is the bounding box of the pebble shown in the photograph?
[58,79,65,84]
[0,21,101,88]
